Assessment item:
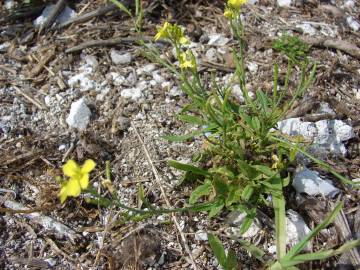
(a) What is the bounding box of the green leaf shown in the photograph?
[168,160,210,176]
[189,180,212,204]
[236,239,265,262]
[257,90,270,115]
[241,185,254,202]
[208,200,224,218]
[178,114,205,125]
[280,239,360,268]
[210,166,235,179]
[251,116,261,131]
[226,185,242,206]
[226,249,238,270]
[237,160,259,180]
[240,210,256,235]
[208,234,227,268]
[213,178,229,196]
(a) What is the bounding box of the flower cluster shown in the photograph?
[154,22,189,45]
[224,0,247,19]
[154,22,195,70]
[58,159,96,203]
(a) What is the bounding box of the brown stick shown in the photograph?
[301,37,360,59]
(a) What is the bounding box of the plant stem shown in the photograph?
[272,193,286,260]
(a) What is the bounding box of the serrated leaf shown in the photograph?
[189,180,212,204]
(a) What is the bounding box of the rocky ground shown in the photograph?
[0,0,359,269]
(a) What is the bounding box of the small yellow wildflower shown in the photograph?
[154,21,171,41]
[179,51,195,69]
[224,8,234,19]
[179,36,190,45]
[59,159,96,203]
[228,0,247,9]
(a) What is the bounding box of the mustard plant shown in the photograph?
[139,0,359,268]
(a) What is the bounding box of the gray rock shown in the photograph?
[205,48,218,62]
[293,167,339,197]
[110,50,132,65]
[286,210,311,249]
[117,116,130,131]
[195,231,208,241]
[121,88,142,100]
[66,98,91,130]
[84,55,98,69]
[34,5,76,27]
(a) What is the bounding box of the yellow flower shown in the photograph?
[179,36,190,45]
[59,159,96,203]
[224,8,234,19]
[228,0,247,9]
[154,21,171,41]
[179,51,195,69]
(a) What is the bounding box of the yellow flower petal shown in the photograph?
[66,178,81,197]
[63,160,80,177]
[228,0,247,9]
[224,8,234,19]
[179,36,189,45]
[59,186,68,203]
[81,159,96,174]
[154,21,171,41]
[79,174,89,189]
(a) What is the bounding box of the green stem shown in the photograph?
[272,193,286,260]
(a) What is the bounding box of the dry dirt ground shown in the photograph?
[0,0,359,269]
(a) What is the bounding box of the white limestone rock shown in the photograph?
[347,16,360,32]
[110,50,132,65]
[286,210,311,249]
[208,34,230,46]
[121,88,143,100]
[66,99,91,130]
